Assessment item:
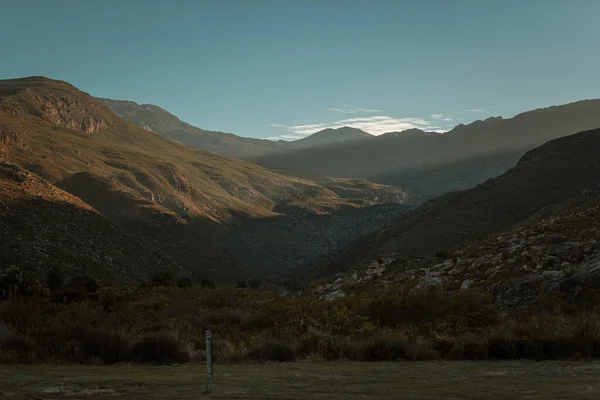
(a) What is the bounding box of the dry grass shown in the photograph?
[2,361,600,399]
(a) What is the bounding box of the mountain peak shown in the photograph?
[292,126,372,149]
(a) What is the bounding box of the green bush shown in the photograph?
[132,333,189,364]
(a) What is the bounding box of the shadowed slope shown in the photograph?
[327,128,600,274]
[0,162,181,284]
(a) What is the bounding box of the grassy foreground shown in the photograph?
[1,361,600,399]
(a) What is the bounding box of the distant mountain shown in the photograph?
[98,99,374,157]
[325,127,600,275]
[292,126,373,149]
[1,77,409,283]
[252,100,600,201]
[96,97,286,158]
[379,128,439,139]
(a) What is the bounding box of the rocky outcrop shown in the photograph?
[0,128,18,147]
[25,90,108,133]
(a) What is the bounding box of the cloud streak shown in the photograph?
[267,115,453,140]
[430,113,454,121]
[465,108,483,112]
[327,107,383,114]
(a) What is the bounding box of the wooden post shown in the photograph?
[585,320,591,362]
[206,328,213,393]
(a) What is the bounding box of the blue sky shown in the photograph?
[1,0,600,140]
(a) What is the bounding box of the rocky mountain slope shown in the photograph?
[0,77,408,282]
[252,100,600,201]
[318,128,600,282]
[316,184,600,309]
[0,162,182,284]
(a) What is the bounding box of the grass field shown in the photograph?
[1,361,600,399]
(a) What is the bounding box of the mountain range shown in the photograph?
[101,96,600,202]
[2,76,600,291]
[250,100,600,201]
[0,77,408,283]
[322,127,600,276]
[97,99,374,158]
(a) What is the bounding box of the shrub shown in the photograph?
[150,272,173,287]
[236,281,248,289]
[295,330,353,360]
[249,280,263,290]
[0,266,46,300]
[212,339,248,364]
[50,288,88,304]
[446,336,488,360]
[435,250,449,259]
[132,333,189,364]
[204,308,248,327]
[67,275,99,293]
[200,279,215,288]
[0,329,34,363]
[357,336,408,361]
[73,328,132,364]
[247,340,296,363]
[46,266,64,291]
[176,277,193,288]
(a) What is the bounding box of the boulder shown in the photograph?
[321,289,345,301]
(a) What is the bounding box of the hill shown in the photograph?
[251,100,600,201]
[0,161,182,284]
[0,77,408,282]
[291,126,373,149]
[320,128,600,278]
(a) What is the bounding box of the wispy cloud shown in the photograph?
[430,113,454,121]
[327,107,382,114]
[267,115,452,140]
[264,133,307,141]
[465,108,483,112]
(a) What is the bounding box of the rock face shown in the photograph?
[0,128,18,147]
[13,87,108,134]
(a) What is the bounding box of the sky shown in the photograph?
[1,0,600,140]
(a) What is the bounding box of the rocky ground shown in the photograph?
[314,186,600,309]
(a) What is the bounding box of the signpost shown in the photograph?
[206,328,213,394]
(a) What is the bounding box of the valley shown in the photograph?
[0,77,409,283]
